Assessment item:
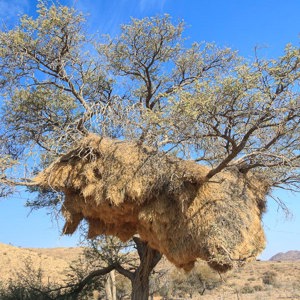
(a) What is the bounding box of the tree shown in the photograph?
[75,236,162,300]
[0,1,299,299]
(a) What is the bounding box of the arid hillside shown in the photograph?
[0,243,300,299]
[0,243,78,284]
[269,250,300,261]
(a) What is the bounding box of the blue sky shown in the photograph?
[0,0,300,260]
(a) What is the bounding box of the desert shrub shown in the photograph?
[169,263,222,297]
[158,285,172,299]
[0,278,74,300]
[248,277,256,281]
[229,283,237,289]
[253,285,263,291]
[170,273,198,298]
[292,282,300,288]
[240,285,255,294]
[0,256,96,300]
[262,271,277,285]
[193,262,223,291]
[0,277,75,300]
[116,275,131,299]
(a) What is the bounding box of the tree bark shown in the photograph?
[111,270,117,300]
[105,270,117,300]
[131,237,162,300]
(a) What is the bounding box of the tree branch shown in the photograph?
[70,264,116,295]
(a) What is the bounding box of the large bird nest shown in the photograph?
[35,134,270,272]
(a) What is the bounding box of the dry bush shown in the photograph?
[0,257,71,300]
[0,255,101,300]
[262,271,278,286]
[115,276,131,300]
[167,262,222,297]
[240,284,255,294]
[253,285,264,291]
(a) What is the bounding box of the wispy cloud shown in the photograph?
[0,0,29,22]
[69,0,136,36]
[67,0,169,36]
[139,0,167,12]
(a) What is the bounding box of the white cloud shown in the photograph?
[0,0,29,21]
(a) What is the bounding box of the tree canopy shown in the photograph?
[0,2,299,198]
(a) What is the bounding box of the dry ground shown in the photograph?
[199,260,300,299]
[0,242,299,299]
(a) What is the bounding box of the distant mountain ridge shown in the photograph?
[269,250,300,261]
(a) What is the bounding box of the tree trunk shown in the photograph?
[105,270,117,300]
[111,270,117,300]
[131,237,162,300]
[131,272,150,300]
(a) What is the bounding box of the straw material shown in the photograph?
[35,134,269,272]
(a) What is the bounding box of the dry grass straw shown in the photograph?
[35,134,270,272]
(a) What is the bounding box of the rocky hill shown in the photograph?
[269,250,300,261]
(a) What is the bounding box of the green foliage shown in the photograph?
[0,0,109,164]
[0,0,299,197]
